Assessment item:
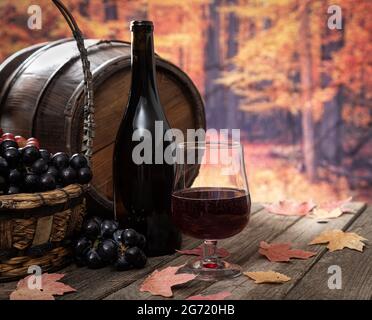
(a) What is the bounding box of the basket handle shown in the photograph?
[52,0,94,165]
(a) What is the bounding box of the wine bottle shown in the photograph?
[113,21,181,256]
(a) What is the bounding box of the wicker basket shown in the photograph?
[0,1,94,281]
[0,185,87,281]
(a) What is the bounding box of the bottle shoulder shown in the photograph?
[123,96,171,130]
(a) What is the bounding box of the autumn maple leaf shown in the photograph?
[10,273,76,300]
[177,246,230,258]
[309,229,367,252]
[140,265,196,298]
[310,197,355,221]
[244,271,291,284]
[186,291,231,300]
[259,241,316,262]
[264,200,316,216]
[311,208,345,220]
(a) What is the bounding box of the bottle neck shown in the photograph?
[130,30,160,102]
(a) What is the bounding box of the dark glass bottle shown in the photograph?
[113,21,181,256]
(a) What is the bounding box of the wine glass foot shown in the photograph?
[181,259,242,281]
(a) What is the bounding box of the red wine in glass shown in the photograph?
[172,187,251,240]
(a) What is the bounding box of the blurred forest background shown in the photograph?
[0,0,371,203]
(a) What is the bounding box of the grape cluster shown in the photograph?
[0,131,92,195]
[75,217,147,270]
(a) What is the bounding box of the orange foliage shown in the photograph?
[218,0,372,127]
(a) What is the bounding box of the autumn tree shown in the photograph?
[218,0,371,182]
[298,0,317,181]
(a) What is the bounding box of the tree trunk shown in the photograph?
[223,0,240,130]
[103,0,118,21]
[299,0,317,181]
[317,2,345,166]
[204,0,225,129]
[78,0,90,17]
[318,87,343,165]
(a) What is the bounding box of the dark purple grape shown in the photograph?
[0,176,7,192]
[0,157,9,175]
[46,166,59,178]
[40,173,56,191]
[135,252,147,268]
[97,239,117,262]
[9,169,23,185]
[137,234,146,250]
[7,185,20,195]
[51,152,69,169]
[85,248,104,269]
[100,220,119,238]
[39,149,51,163]
[115,254,133,271]
[24,174,40,192]
[0,140,18,155]
[3,147,20,168]
[125,246,147,268]
[122,228,139,247]
[83,218,101,240]
[77,167,92,184]
[22,145,40,166]
[60,167,77,186]
[75,237,92,257]
[113,229,124,244]
[31,158,48,174]
[70,154,88,170]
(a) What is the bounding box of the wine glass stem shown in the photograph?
[202,240,219,268]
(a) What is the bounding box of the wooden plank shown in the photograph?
[57,204,263,300]
[0,281,15,300]
[0,203,262,301]
[286,205,372,300]
[104,205,302,300]
[0,234,202,301]
[186,202,367,300]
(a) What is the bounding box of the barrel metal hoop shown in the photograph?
[64,55,131,155]
[63,41,130,115]
[30,40,103,137]
[0,39,74,115]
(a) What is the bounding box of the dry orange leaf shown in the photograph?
[244,271,291,284]
[311,197,355,221]
[10,273,76,300]
[259,241,316,262]
[311,208,345,221]
[187,291,231,300]
[264,200,316,216]
[140,265,196,298]
[309,229,367,252]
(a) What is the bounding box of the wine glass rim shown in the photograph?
[176,141,242,149]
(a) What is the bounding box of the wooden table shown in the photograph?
[0,202,371,300]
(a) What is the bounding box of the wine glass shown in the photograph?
[171,141,251,280]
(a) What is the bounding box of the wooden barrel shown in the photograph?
[0,39,206,216]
